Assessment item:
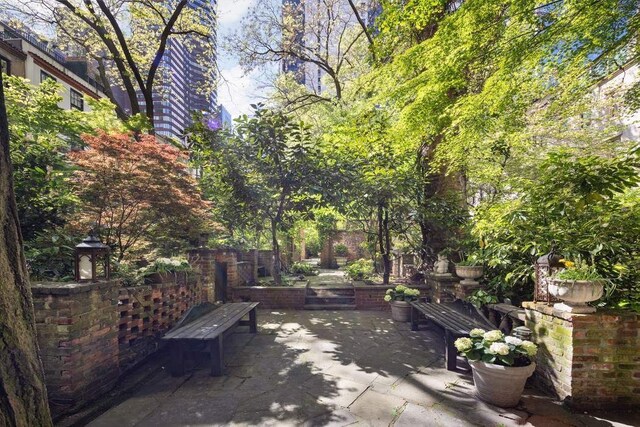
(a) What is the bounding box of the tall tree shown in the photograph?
[0,69,53,426]
[2,0,215,128]
[190,107,321,284]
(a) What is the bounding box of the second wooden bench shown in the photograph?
[410,300,494,371]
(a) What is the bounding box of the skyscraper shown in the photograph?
[154,0,218,141]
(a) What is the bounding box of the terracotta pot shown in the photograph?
[469,361,536,408]
[390,300,411,322]
[548,279,604,313]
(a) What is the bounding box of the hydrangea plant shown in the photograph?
[454,329,537,367]
[383,285,420,302]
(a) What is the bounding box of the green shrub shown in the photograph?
[334,243,348,257]
[290,262,318,276]
[345,258,374,280]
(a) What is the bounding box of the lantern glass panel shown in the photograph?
[79,255,92,280]
[96,257,106,278]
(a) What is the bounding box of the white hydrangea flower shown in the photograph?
[489,342,510,356]
[469,328,485,338]
[483,330,504,342]
[454,337,473,352]
[520,340,538,356]
[505,336,523,346]
[384,295,392,302]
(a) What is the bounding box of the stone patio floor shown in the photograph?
[88,310,639,427]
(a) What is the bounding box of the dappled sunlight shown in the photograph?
[87,310,634,427]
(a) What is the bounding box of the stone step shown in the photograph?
[305,296,356,305]
[303,304,357,311]
[306,287,355,297]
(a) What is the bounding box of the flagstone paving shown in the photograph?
[88,310,639,427]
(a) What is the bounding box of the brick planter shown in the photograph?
[523,302,640,409]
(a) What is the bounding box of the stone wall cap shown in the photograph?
[352,283,431,289]
[522,301,639,321]
[31,280,119,295]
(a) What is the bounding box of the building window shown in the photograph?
[40,70,56,83]
[70,88,84,111]
[0,56,10,75]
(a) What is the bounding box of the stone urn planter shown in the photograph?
[469,361,536,408]
[335,256,348,267]
[390,300,412,322]
[548,279,604,314]
[455,265,484,286]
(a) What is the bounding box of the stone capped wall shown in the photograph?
[523,302,640,409]
[32,275,205,417]
[32,281,120,416]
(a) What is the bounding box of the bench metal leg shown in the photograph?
[209,337,224,376]
[169,342,184,377]
[445,331,457,371]
[411,306,419,331]
[249,308,257,333]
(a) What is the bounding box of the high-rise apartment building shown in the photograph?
[153,0,218,141]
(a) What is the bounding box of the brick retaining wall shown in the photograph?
[523,302,640,409]
[230,286,306,309]
[31,276,205,417]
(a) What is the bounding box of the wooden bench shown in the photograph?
[162,302,259,376]
[410,300,494,371]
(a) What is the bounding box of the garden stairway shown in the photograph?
[304,286,356,310]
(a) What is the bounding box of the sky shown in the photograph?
[217,0,263,119]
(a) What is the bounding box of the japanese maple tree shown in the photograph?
[69,132,211,261]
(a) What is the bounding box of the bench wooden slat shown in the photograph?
[163,302,258,341]
[411,302,492,333]
[171,304,248,340]
[410,301,495,371]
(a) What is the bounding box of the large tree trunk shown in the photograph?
[270,219,282,285]
[0,71,53,425]
[377,202,392,285]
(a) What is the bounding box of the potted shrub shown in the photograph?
[334,243,348,266]
[455,254,484,286]
[549,258,606,313]
[384,285,420,322]
[345,258,374,281]
[455,329,538,407]
[290,262,319,277]
[144,257,192,284]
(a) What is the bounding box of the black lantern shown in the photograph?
[534,243,563,304]
[75,230,110,282]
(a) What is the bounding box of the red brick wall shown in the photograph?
[32,275,204,418]
[523,302,640,409]
[32,281,120,417]
[118,276,203,371]
[230,286,306,309]
[354,285,432,311]
[321,230,368,267]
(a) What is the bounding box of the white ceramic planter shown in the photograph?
[455,265,484,286]
[548,279,604,314]
[390,300,411,322]
[469,361,536,408]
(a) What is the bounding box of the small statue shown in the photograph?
[434,254,450,275]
